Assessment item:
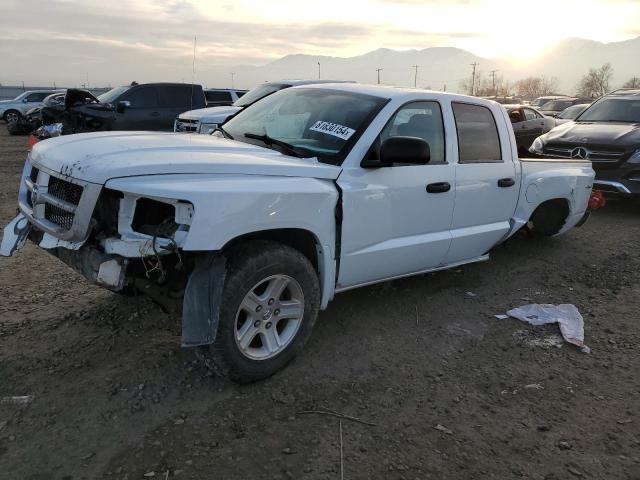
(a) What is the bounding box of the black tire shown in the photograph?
[201,240,320,383]
[529,201,568,237]
[3,110,21,124]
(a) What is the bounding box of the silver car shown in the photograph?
[0,90,65,123]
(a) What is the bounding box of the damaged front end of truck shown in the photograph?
[1,157,226,348]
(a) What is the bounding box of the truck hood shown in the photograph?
[179,106,242,122]
[544,122,640,148]
[30,131,342,184]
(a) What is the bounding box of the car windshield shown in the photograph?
[577,98,640,123]
[542,100,573,111]
[558,104,586,119]
[222,88,387,164]
[233,83,288,108]
[97,86,131,104]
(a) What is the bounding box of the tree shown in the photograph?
[514,76,559,97]
[577,63,613,98]
[623,77,640,88]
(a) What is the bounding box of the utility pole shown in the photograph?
[490,69,499,96]
[231,72,235,89]
[470,62,478,96]
[317,61,321,80]
[412,65,419,88]
[376,68,383,85]
[86,72,90,89]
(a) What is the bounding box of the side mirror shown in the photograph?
[116,100,131,113]
[380,136,430,166]
[22,98,29,103]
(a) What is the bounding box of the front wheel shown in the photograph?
[201,240,320,383]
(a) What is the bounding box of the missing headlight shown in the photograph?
[131,198,179,238]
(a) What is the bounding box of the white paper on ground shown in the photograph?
[506,304,590,353]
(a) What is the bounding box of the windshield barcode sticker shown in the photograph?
[310,121,355,140]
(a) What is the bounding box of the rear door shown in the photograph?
[444,102,519,264]
[116,85,161,130]
[337,100,455,289]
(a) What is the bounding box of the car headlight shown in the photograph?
[199,123,218,134]
[529,136,544,155]
[627,149,640,164]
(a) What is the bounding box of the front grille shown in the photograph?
[45,204,75,230]
[48,176,83,205]
[175,118,199,133]
[544,144,626,163]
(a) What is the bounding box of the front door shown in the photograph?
[337,101,455,289]
[116,85,162,130]
[445,102,519,264]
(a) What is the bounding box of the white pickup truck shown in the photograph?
[1,84,595,383]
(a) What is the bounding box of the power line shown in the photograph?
[376,68,383,85]
[412,65,419,88]
[470,62,479,96]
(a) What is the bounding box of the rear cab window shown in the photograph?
[452,102,502,164]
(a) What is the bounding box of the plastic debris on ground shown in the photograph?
[503,304,590,354]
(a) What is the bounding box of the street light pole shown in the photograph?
[317,61,321,80]
[412,65,419,88]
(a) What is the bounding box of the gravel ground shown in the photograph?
[0,127,639,480]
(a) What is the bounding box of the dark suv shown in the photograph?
[531,89,640,196]
[97,82,206,130]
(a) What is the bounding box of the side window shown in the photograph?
[379,101,446,164]
[124,87,159,108]
[452,103,502,164]
[524,108,538,121]
[205,91,233,103]
[25,93,45,102]
[158,86,193,107]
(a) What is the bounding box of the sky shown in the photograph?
[1,0,639,87]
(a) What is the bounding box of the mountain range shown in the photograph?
[200,36,640,95]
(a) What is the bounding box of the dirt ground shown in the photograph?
[0,127,639,480]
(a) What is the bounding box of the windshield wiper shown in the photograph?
[212,125,233,139]
[243,132,303,158]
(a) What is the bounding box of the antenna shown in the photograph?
[376,68,383,85]
[412,65,419,88]
[190,35,197,113]
[470,62,479,96]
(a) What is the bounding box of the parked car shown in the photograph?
[1,84,595,382]
[553,103,590,125]
[530,95,568,109]
[539,98,592,117]
[204,88,248,107]
[98,82,206,130]
[175,79,353,134]
[531,88,640,196]
[482,96,523,105]
[504,104,555,152]
[0,89,65,124]
[6,93,65,135]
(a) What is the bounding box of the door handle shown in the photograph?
[150,111,161,117]
[498,178,515,188]
[426,182,451,193]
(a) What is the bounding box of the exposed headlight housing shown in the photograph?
[199,123,219,135]
[627,149,640,164]
[529,136,545,155]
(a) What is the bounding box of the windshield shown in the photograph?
[541,100,573,111]
[233,83,288,108]
[558,104,586,119]
[577,98,640,123]
[97,86,131,104]
[223,87,387,164]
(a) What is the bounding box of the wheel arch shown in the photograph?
[221,227,336,309]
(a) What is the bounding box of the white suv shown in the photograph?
[0,90,65,123]
[175,80,353,134]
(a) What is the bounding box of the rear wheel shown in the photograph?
[201,240,320,383]
[3,110,21,124]
[529,201,569,237]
